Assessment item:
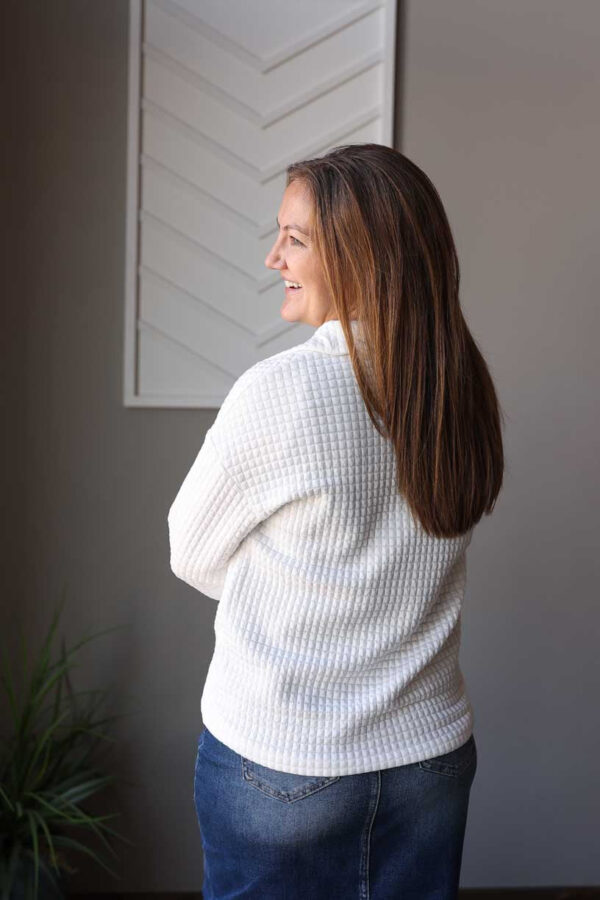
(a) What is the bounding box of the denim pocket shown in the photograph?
[242,757,341,803]
[418,733,477,778]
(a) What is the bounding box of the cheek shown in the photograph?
[314,270,329,294]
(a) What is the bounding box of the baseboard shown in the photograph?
[461,891,600,899]
[458,887,600,900]
[68,890,600,899]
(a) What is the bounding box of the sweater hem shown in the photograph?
[200,693,474,777]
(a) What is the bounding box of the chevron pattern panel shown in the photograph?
[123,0,398,407]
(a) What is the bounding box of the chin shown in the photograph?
[280,299,308,324]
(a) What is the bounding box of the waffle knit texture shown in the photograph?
[168,318,475,776]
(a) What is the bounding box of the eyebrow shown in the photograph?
[276,217,311,237]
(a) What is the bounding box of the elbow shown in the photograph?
[169,547,199,588]
[168,535,226,599]
[169,549,187,583]
[167,507,227,599]
[169,552,226,601]
[167,508,192,583]
[169,542,193,586]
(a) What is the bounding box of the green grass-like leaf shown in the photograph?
[0,598,128,896]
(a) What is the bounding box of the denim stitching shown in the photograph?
[241,758,340,803]
[359,771,381,900]
[418,734,476,777]
[193,744,205,836]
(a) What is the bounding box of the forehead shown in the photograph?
[279,180,314,223]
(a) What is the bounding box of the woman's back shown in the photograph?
[169,317,475,776]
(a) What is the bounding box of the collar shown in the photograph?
[305,319,363,356]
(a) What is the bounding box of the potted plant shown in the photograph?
[0,599,128,899]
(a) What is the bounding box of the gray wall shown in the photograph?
[401,0,600,887]
[3,0,598,891]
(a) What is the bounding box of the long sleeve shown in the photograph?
[167,430,266,600]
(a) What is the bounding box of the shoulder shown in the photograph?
[216,343,322,420]
[208,337,355,462]
[205,340,358,496]
[207,344,311,447]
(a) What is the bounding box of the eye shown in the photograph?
[290,235,304,247]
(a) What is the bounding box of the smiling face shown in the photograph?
[264,179,336,327]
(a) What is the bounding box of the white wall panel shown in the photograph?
[124,0,398,406]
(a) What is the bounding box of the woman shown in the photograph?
[168,143,504,899]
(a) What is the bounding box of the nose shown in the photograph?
[265,237,284,270]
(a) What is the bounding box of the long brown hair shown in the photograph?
[287,143,505,539]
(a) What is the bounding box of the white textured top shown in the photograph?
[168,319,475,776]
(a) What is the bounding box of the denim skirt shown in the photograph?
[193,726,477,900]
